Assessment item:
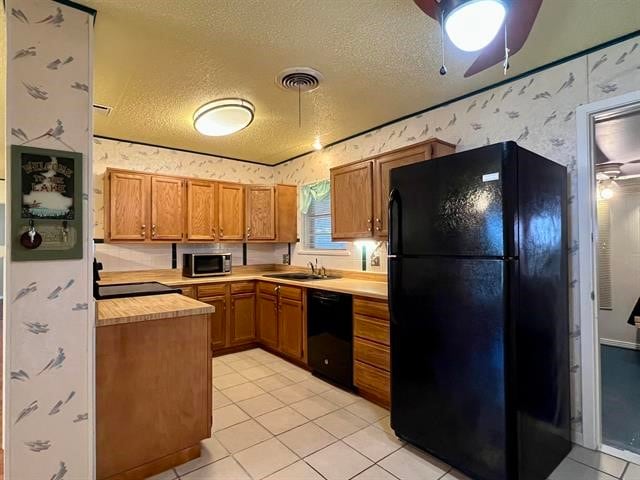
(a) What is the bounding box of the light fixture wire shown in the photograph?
[439,7,447,76]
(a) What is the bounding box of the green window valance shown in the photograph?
[300,180,330,215]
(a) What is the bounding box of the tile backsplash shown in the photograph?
[96,241,280,272]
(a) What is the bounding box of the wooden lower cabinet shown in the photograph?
[96,313,211,480]
[278,297,304,360]
[354,361,390,408]
[257,293,279,349]
[193,280,305,364]
[353,296,391,408]
[230,293,256,345]
[206,296,227,351]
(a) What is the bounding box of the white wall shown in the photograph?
[274,35,640,436]
[599,178,640,346]
[5,1,94,478]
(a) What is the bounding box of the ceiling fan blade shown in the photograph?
[464,0,543,77]
[413,0,440,20]
[628,159,640,164]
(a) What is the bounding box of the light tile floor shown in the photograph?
[149,348,640,480]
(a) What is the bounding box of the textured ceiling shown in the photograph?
[85,0,640,165]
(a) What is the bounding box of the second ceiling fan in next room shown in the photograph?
[414,0,543,77]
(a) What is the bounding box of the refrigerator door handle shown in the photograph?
[388,188,402,256]
[388,188,402,324]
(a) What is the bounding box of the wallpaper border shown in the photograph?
[278,29,640,166]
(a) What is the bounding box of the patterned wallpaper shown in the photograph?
[274,35,640,437]
[92,138,274,239]
[6,1,93,479]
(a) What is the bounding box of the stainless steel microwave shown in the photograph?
[182,253,232,277]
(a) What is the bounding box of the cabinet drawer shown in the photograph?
[179,286,196,299]
[354,297,389,320]
[197,283,227,299]
[279,285,302,301]
[354,315,389,346]
[354,338,390,371]
[258,281,280,296]
[231,281,255,294]
[354,361,390,408]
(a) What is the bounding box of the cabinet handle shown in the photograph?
[367,218,372,223]
[219,227,224,239]
[151,224,157,238]
[140,224,146,237]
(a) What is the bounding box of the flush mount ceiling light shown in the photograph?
[193,98,255,136]
[444,0,507,52]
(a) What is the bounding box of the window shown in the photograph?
[301,181,346,251]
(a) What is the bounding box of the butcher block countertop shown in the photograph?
[96,293,215,327]
[99,267,389,300]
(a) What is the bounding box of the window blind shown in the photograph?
[303,194,346,251]
[597,198,612,311]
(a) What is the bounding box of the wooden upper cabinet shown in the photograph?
[150,176,184,241]
[330,138,455,241]
[276,185,298,242]
[105,168,296,244]
[373,144,430,238]
[218,183,245,241]
[246,185,276,241]
[107,171,150,241]
[186,180,217,242]
[331,160,374,239]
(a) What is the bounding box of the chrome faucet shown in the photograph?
[308,261,316,275]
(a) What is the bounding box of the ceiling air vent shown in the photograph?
[276,67,323,92]
[93,103,113,117]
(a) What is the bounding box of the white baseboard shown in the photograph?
[600,338,640,350]
[572,430,585,447]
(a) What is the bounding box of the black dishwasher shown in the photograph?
[307,289,353,389]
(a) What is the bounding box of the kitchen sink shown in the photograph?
[262,272,339,281]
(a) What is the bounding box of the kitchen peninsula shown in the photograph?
[96,294,214,480]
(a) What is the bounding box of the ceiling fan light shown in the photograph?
[194,98,255,136]
[444,0,507,52]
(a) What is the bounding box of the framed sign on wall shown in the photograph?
[11,145,83,261]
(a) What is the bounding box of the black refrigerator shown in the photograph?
[388,142,571,480]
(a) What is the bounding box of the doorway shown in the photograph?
[578,91,640,463]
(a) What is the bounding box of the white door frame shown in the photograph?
[577,90,640,455]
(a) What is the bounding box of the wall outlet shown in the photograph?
[282,254,290,264]
[370,253,380,267]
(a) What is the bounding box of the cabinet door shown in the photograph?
[218,183,244,241]
[108,171,149,241]
[246,185,276,240]
[150,176,184,241]
[187,180,217,241]
[276,185,298,242]
[230,293,255,345]
[373,145,430,238]
[257,293,278,348]
[278,298,304,360]
[205,297,227,351]
[330,161,373,239]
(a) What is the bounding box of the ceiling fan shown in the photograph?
[414,0,543,77]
